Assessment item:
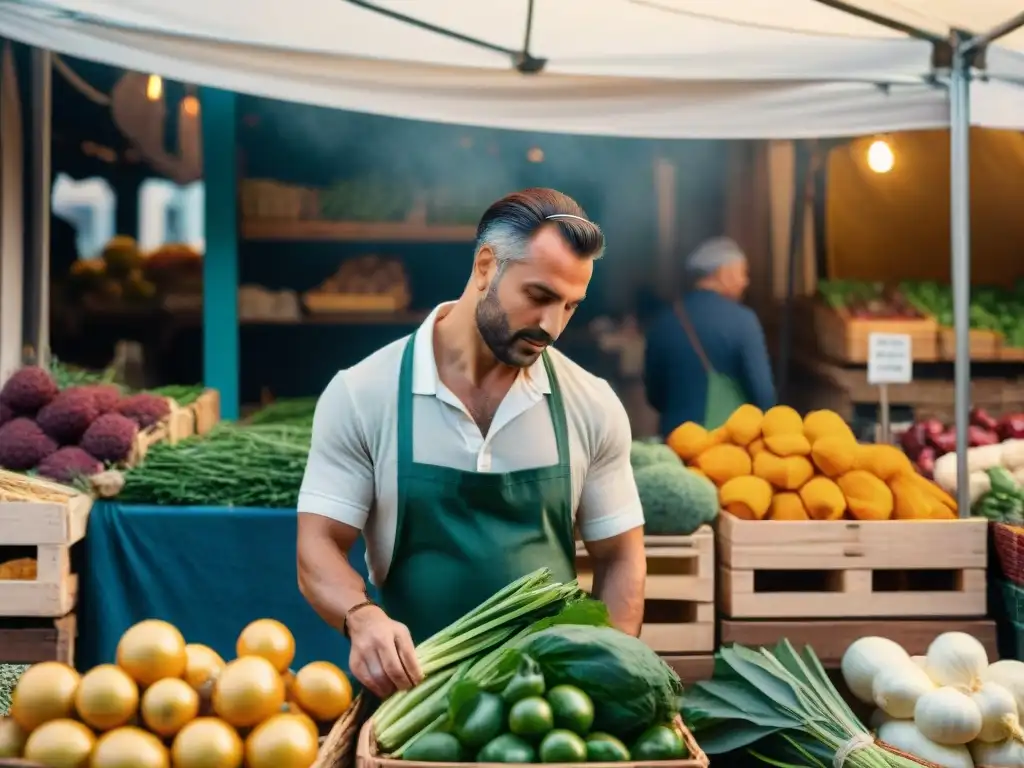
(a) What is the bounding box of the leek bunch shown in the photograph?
[683,641,933,767]
[373,568,580,754]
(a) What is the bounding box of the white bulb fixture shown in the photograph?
[867,139,895,174]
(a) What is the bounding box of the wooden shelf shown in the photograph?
[241,219,477,243]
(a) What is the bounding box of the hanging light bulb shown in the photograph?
[867,138,894,174]
[146,74,163,101]
[182,95,200,117]
[527,147,544,163]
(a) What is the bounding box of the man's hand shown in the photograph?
[347,605,423,698]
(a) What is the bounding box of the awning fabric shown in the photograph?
[0,1,1022,136]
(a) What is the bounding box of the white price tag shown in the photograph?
[867,333,913,385]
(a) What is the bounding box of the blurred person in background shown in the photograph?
[643,237,775,436]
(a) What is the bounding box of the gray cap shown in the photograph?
[683,237,745,281]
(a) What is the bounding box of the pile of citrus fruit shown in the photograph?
[0,617,352,768]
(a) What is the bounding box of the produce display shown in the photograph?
[304,255,411,310]
[665,405,958,521]
[117,423,311,508]
[368,568,688,762]
[0,365,178,481]
[69,237,202,307]
[246,398,316,428]
[0,617,352,767]
[839,632,1024,768]
[898,408,1024,479]
[629,441,719,535]
[900,281,1024,345]
[818,281,925,319]
[685,633,1022,768]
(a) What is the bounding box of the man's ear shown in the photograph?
[473,246,497,292]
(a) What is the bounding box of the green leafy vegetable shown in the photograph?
[513,626,684,740]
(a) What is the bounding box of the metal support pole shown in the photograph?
[25,47,51,368]
[950,43,972,519]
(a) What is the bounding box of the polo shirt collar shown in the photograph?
[411,302,551,397]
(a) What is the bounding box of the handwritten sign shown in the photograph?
[868,333,912,385]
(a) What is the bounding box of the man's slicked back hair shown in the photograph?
[475,188,605,270]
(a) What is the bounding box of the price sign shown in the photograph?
[867,333,912,385]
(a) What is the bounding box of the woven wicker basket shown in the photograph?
[313,691,376,768]
[994,522,1024,586]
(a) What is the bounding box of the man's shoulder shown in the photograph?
[547,348,624,431]
[332,335,408,405]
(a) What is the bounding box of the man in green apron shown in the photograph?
[297,189,647,699]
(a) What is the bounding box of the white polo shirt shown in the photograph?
[298,303,645,587]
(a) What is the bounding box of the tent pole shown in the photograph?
[808,0,944,42]
[25,46,51,369]
[962,11,1024,53]
[949,40,971,519]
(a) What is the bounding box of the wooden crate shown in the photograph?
[813,305,939,363]
[576,527,714,654]
[938,327,1001,361]
[717,513,988,619]
[190,389,221,436]
[0,478,91,617]
[0,614,76,664]
[128,399,192,465]
[721,618,998,667]
[660,654,715,684]
[355,716,709,768]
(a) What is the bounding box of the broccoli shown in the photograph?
[630,440,682,471]
[635,463,719,535]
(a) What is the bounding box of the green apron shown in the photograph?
[379,331,577,644]
[674,301,748,430]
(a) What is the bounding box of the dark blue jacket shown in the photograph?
[644,290,776,437]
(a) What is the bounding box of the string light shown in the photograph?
[182,95,200,117]
[146,74,163,102]
[867,139,894,174]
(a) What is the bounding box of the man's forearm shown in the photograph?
[592,551,646,637]
[297,533,370,631]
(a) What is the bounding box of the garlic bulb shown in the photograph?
[970,737,1024,767]
[877,721,973,768]
[971,680,1023,743]
[983,660,1024,716]
[842,636,911,704]
[915,687,983,745]
[926,632,989,689]
[874,663,937,719]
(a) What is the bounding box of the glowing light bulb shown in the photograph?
[527,147,544,163]
[146,74,163,101]
[182,95,200,117]
[867,139,894,174]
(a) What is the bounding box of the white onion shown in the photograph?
[971,681,1023,743]
[983,660,1024,716]
[926,632,989,690]
[915,687,983,745]
[970,737,1024,767]
[874,663,936,719]
[841,636,911,704]
[877,721,973,768]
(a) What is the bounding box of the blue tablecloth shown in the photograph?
[78,502,375,674]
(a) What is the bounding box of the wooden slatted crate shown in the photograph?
[813,304,939,363]
[720,617,998,667]
[717,513,988,619]
[0,473,92,618]
[0,614,77,664]
[576,526,715,655]
[190,389,221,436]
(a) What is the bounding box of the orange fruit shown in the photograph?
[280,702,319,741]
[91,726,169,768]
[22,718,95,767]
[212,656,285,728]
[74,664,139,731]
[116,619,187,686]
[171,717,244,768]
[292,661,352,721]
[10,662,81,732]
[236,619,295,673]
[244,714,318,768]
[184,644,226,692]
[141,677,199,737]
[0,717,28,757]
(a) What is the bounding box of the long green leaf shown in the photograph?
[691,721,788,754]
[720,646,804,714]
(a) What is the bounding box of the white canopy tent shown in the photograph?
[3,0,1024,513]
